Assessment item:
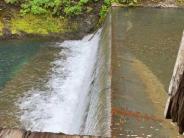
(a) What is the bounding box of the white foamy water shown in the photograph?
[19,29,101,134]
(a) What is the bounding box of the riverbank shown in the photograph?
[0,1,102,40]
[1,0,184,40]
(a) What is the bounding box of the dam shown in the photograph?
[1,7,184,138]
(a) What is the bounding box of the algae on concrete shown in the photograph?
[10,14,70,35]
[0,21,4,36]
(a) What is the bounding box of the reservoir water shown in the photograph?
[111,7,184,137]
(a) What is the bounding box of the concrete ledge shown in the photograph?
[164,31,184,134]
[0,129,101,138]
[111,2,178,8]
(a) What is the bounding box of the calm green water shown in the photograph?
[0,39,59,127]
[112,7,184,90]
[0,39,44,89]
[111,7,184,137]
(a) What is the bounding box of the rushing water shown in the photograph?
[0,39,53,128]
[19,30,102,134]
[0,29,111,137]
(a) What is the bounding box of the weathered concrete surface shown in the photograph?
[165,31,184,121]
[111,0,178,8]
[0,129,24,138]
[164,32,184,134]
[168,32,184,97]
[0,129,100,138]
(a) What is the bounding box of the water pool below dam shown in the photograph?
[1,7,184,138]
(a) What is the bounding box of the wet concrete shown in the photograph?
[111,7,184,138]
[0,128,100,138]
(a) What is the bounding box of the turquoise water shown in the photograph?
[0,39,58,127]
[0,39,44,90]
[0,33,110,137]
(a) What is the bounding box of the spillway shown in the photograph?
[18,28,111,136]
[0,16,111,137]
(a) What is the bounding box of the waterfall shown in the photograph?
[18,17,111,137]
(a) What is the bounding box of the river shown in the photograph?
[1,7,184,138]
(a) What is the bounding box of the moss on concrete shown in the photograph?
[0,21,4,36]
[10,14,73,35]
[177,0,184,5]
[177,0,184,3]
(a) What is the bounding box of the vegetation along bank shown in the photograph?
[0,0,182,40]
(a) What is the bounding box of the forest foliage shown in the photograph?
[4,0,138,17]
